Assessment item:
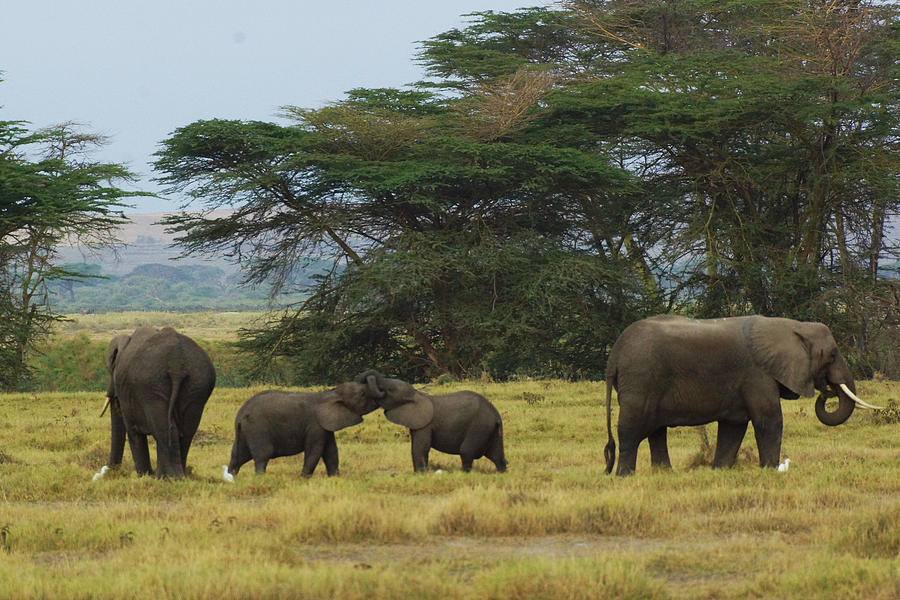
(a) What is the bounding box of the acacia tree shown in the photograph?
[557,0,900,372]
[0,118,134,388]
[156,2,900,380]
[155,85,653,382]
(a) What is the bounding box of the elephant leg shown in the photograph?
[248,438,274,475]
[301,430,328,477]
[410,428,432,472]
[751,408,783,468]
[460,454,474,472]
[322,433,340,476]
[178,399,205,471]
[253,457,269,475]
[459,427,492,472]
[179,434,192,472]
[156,435,185,480]
[713,420,749,468]
[647,426,671,470]
[615,433,641,476]
[128,433,152,476]
[615,414,645,476]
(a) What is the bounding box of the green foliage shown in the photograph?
[155,79,653,382]
[0,114,145,390]
[238,228,651,384]
[557,1,900,351]
[26,333,108,392]
[417,8,598,86]
[153,2,900,381]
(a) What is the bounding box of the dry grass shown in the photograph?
[0,378,898,599]
[55,311,266,341]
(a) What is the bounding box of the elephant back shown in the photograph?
[115,327,215,401]
[431,391,482,428]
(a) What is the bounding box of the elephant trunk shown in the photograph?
[815,352,858,427]
[108,405,127,467]
[366,374,385,399]
[815,386,855,427]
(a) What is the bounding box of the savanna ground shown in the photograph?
[0,313,897,599]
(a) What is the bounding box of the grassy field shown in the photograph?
[55,311,267,341]
[0,374,897,599]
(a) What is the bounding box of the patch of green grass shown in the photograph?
[0,380,897,598]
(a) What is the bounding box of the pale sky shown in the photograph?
[1,1,545,212]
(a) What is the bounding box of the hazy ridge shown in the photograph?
[56,211,237,276]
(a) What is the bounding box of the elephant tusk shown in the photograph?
[99,397,111,418]
[839,383,884,410]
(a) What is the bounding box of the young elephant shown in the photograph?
[358,370,507,473]
[223,382,378,480]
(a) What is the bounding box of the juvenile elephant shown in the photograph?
[604,315,881,476]
[223,383,378,479]
[99,327,215,480]
[359,370,507,473]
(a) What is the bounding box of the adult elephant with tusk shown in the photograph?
[98,327,215,480]
[604,315,880,476]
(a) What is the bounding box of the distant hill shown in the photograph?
[56,211,237,276]
[52,211,327,312]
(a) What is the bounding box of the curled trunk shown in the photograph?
[366,374,385,399]
[815,387,855,426]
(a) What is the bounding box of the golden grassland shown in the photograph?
[55,311,267,341]
[0,377,898,599]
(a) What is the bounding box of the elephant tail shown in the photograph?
[167,372,185,447]
[604,370,616,475]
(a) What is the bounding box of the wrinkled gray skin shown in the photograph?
[359,370,507,473]
[605,315,859,476]
[106,327,216,479]
[226,384,378,478]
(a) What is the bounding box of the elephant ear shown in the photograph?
[105,335,131,399]
[384,391,434,430]
[748,317,816,397]
[106,335,131,372]
[314,390,364,432]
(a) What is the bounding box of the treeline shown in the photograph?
[153,2,900,383]
[3,3,900,389]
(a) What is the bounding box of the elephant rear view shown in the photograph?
[100,327,216,480]
[603,315,881,476]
